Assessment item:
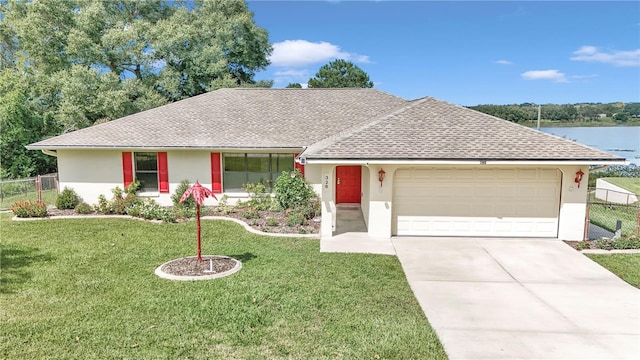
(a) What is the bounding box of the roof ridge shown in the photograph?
[302,97,428,157]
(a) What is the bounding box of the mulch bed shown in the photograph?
[216,208,320,234]
[160,256,238,277]
[44,207,320,234]
[564,240,590,250]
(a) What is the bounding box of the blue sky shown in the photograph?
[247,1,640,106]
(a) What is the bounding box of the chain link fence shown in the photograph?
[0,173,59,210]
[586,187,640,240]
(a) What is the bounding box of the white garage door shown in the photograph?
[393,168,561,237]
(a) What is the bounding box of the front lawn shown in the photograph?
[587,254,640,288]
[0,215,447,359]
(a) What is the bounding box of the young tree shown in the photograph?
[285,83,302,88]
[307,59,373,88]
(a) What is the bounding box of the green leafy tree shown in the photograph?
[0,69,59,178]
[286,83,302,88]
[0,0,272,177]
[308,59,373,88]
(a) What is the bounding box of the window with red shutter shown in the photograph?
[211,152,222,193]
[158,152,169,193]
[122,152,133,187]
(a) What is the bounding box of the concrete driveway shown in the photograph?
[392,237,640,360]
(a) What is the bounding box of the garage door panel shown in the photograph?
[393,168,560,237]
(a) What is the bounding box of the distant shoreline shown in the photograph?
[522,121,640,128]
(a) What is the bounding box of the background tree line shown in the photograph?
[1,0,272,179]
[468,102,640,124]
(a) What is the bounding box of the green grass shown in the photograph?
[602,178,640,196]
[589,203,638,236]
[0,189,58,210]
[587,254,640,288]
[0,214,447,359]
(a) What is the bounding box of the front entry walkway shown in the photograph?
[392,237,640,359]
[320,204,395,255]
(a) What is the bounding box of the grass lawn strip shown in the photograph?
[602,177,640,197]
[0,214,447,359]
[586,254,640,289]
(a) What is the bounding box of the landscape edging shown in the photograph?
[11,214,320,238]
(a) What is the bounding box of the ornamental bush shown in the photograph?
[127,199,176,223]
[243,182,272,210]
[56,187,80,210]
[273,170,316,210]
[74,202,93,215]
[11,200,48,218]
[172,179,196,210]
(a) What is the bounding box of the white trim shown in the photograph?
[28,146,304,152]
[137,191,160,197]
[306,159,626,165]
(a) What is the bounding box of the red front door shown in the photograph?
[336,166,361,203]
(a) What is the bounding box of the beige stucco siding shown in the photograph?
[57,149,124,205]
[318,163,589,241]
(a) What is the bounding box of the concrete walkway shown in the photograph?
[392,237,640,360]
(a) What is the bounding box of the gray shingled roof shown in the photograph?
[28,88,408,149]
[28,88,623,162]
[302,97,623,161]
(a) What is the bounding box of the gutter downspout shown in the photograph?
[41,149,58,157]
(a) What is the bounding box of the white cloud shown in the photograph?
[571,74,598,79]
[570,46,640,67]
[521,70,568,83]
[269,39,371,67]
[495,60,512,65]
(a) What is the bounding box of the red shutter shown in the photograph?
[158,152,169,193]
[294,153,305,177]
[122,152,133,187]
[211,152,222,194]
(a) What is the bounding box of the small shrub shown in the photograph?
[243,208,260,219]
[273,170,316,210]
[174,206,196,220]
[112,186,124,200]
[266,216,279,226]
[172,179,196,210]
[286,211,306,227]
[614,236,640,250]
[243,182,272,211]
[127,199,175,223]
[575,241,591,250]
[75,202,93,215]
[293,197,320,220]
[215,195,235,215]
[56,187,80,210]
[125,180,140,196]
[11,200,48,218]
[111,195,140,215]
[594,238,615,250]
[94,194,111,214]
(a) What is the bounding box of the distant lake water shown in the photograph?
[539,126,640,165]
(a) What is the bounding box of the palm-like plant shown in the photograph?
[179,181,217,262]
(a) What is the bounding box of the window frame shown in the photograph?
[134,152,159,193]
[222,153,295,192]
